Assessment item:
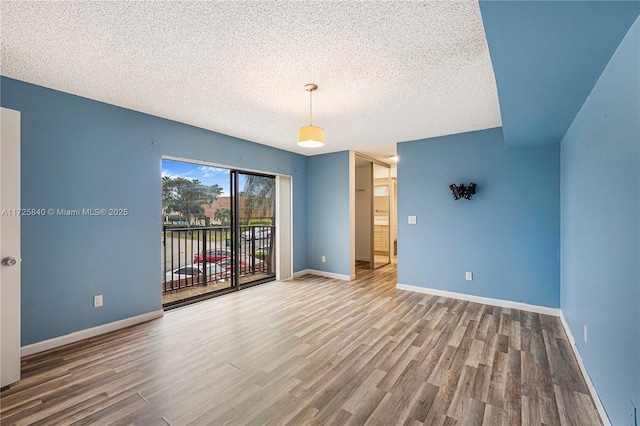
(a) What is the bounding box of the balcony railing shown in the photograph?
[162,225,275,294]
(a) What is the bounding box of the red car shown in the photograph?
[193,249,231,264]
[215,255,264,274]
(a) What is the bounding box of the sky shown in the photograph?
[162,159,231,196]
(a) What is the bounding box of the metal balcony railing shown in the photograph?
[162,225,275,294]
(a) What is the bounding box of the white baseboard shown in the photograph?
[293,269,351,281]
[293,269,311,278]
[396,283,561,316]
[307,269,352,281]
[21,309,165,357]
[559,312,610,426]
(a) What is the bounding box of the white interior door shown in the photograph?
[1,107,21,387]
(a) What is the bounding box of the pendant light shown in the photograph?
[297,84,325,148]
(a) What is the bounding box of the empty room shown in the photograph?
[1,1,638,425]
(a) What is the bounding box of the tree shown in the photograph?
[162,177,222,226]
[241,175,275,223]
[214,208,231,225]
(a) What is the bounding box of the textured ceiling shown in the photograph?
[1,1,502,160]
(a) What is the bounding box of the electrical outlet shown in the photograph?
[465,272,473,281]
[584,325,588,343]
[408,216,417,225]
[322,256,326,263]
[94,294,103,308]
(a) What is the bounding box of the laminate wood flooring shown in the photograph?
[1,264,601,425]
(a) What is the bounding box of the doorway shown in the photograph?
[373,162,392,268]
[354,153,392,275]
[355,157,373,269]
[161,159,277,308]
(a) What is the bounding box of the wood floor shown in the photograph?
[1,264,601,425]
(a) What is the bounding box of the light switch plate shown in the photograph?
[408,216,417,225]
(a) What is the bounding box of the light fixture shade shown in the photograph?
[297,125,325,148]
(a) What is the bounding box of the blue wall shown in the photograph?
[480,0,640,148]
[306,151,351,277]
[0,77,308,346]
[397,127,560,308]
[560,16,639,425]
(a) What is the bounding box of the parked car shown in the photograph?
[254,246,270,259]
[241,227,271,241]
[165,263,227,283]
[215,255,264,274]
[193,249,231,264]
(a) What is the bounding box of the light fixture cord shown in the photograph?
[309,89,313,126]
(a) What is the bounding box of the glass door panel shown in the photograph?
[235,172,276,287]
[161,160,233,307]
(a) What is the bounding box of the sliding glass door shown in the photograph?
[161,160,276,308]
